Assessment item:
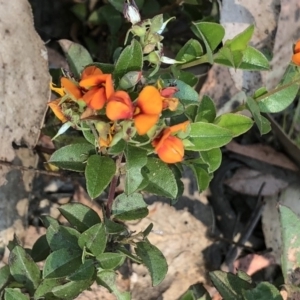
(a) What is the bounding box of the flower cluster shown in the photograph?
[49,66,189,164]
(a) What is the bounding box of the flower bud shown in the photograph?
[119,71,142,89]
[131,24,146,37]
[123,0,141,25]
[292,40,300,66]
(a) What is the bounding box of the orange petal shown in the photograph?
[81,66,103,80]
[51,82,65,97]
[106,91,133,121]
[134,114,159,135]
[105,74,114,99]
[137,86,163,115]
[292,52,300,66]
[169,121,190,133]
[163,97,179,111]
[61,77,82,99]
[79,74,109,89]
[155,135,184,164]
[48,99,68,123]
[83,87,106,110]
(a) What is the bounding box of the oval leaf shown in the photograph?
[141,158,178,199]
[176,39,203,63]
[96,252,125,270]
[200,148,222,173]
[49,143,95,172]
[4,288,29,300]
[114,39,143,83]
[196,95,216,123]
[58,203,101,232]
[58,40,93,78]
[112,193,148,221]
[8,246,40,294]
[214,113,253,137]
[187,122,233,151]
[78,223,107,256]
[135,241,168,286]
[97,270,131,300]
[31,235,51,262]
[85,155,116,199]
[257,83,299,113]
[280,205,300,285]
[43,248,82,279]
[46,225,81,252]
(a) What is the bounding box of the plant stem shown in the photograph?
[106,154,123,218]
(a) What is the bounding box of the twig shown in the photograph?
[223,182,266,272]
[106,154,123,218]
[0,160,62,177]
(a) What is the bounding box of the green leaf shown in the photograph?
[173,80,199,107]
[68,259,95,281]
[142,158,178,199]
[88,62,115,74]
[43,248,82,279]
[135,240,168,286]
[214,113,253,137]
[124,145,148,195]
[4,288,29,300]
[188,164,211,191]
[52,277,94,299]
[178,71,198,87]
[280,205,300,285]
[180,283,212,300]
[176,39,203,63]
[46,225,81,252]
[81,122,96,145]
[97,270,131,300]
[40,215,59,229]
[59,203,101,232]
[0,265,12,291]
[209,270,253,299]
[90,5,122,34]
[71,3,87,22]
[31,235,51,262]
[112,193,148,220]
[215,45,269,70]
[96,252,126,269]
[226,25,254,51]
[242,282,282,300]
[58,40,93,78]
[78,223,107,256]
[107,0,124,12]
[34,278,66,299]
[191,22,225,63]
[85,155,116,199]
[257,82,299,113]
[105,219,127,234]
[114,39,143,84]
[200,148,222,173]
[238,46,269,70]
[196,95,216,122]
[8,246,40,295]
[49,143,95,172]
[246,97,271,134]
[187,122,232,151]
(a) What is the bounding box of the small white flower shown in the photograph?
[157,17,175,34]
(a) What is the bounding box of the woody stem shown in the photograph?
[106,154,123,218]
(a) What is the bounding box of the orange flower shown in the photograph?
[134,86,163,135]
[152,121,189,163]
[49,78,82,122]
[79,66,114,110]
[292,40,300,65]
[106,91,134,121]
